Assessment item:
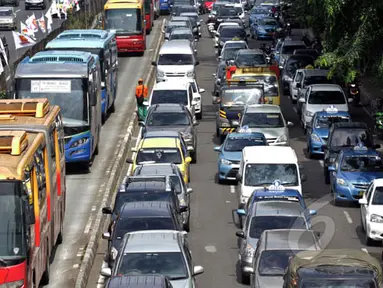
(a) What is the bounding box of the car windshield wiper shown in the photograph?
[168,276,188,280]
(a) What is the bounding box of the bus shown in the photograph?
[144,0,154,34]
[15,50,102,170]
[159,0,170,14]
[45,29,119,122]
[103,0,146,54]
[0,128,63,287]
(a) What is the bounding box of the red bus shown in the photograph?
[144,0,154,34]
[0,98,66,287]
[104,0,147,55]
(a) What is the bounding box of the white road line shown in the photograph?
[343,211,353,224]
[230,185,235,194]
[319,160,324,167]
[361,248,369,254]
[15,9,20,13]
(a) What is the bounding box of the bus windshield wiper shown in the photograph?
[0,258,8,266]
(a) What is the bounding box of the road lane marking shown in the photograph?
[343,211,353,224]
[361,248,369,254]
[73,264,79,268]
[204,245,217,253]
[319,160,324,167]
[15,9,20,13]
[230,185,235,194]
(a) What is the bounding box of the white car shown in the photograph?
[221,40,248,53]
[359,178,383,245]
[189,79,205,119]
[214,22,240,47]
[299,84,352,130]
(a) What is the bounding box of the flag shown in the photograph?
[61,4,67,19]
[12,31,35,50]
[20,22,35,39]
[37,15,46,33]
[76,0,80,11]
[26,14,38,33]
[50,1,59,16]
[45,10,52,32]
[0,38,7,66]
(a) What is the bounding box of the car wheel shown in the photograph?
[366,233,375,246]
[196,112,202,120]
[220,134,225,144]
[360,214,365,232]
[191,151,197,163]
[183,221,190,232]
[307,144,313,159]
[332,190,339,206]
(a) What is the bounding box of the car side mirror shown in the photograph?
[235,231,246,238]
[236,173,242,182]
[298,97,306,103]
[348,97,353,103]
[138,121,146,127]
[102,207,112,214]
[309,209,317,216]
[359,198,368,205]
[214,146,221,152]
[186,188,193,194]
[212,73,217,77]
[185,156,192,163]
[193,120,199,126]
[199,88,205,93]
[328,166,336,172]
[192,100,197,106]
[236,209,246,216]
[195,61,200,66]
[218,56,222,60]
[301,174,307,182]
[287,121,294,127]
[100,267,112,277]
[193,265,204,276]
[151,61,157,66]
[143,101,149,106]
[102,232,111,240]
[296,83,301,88]
[215,31,219,36]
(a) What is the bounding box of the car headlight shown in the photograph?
[311,133,321,142]
[0,280,24,288]
[305,110,313,117]
[231,120,239,126]
[245,244,255,258]
[220,158,232,165]
[111,246,118,260]
[336,178,347,186]
[220,41,224,46]
[101,81,105,88]
[276,134,287,143]
[70,137,89,149]
[187,71,195,77]
[157,71,165,77]
[179,198,186,206]
[370,214,383,223]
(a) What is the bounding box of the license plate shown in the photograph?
[359,190,366,196]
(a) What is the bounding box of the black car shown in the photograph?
[281,54,315,91]
[213,6,239,30]
[102,201,183,267]
[212,61,227,97]
[217,26,248,54]
[323,122,378,184]
[106,275,173,288]
[293,48,319,59]
[171,4,198,16]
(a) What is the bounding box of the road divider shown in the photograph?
[74,19,165,288]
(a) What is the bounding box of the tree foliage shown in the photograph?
[287,0,383,82]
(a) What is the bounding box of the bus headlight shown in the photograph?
[70,137,89,148]
[0,280,24,288]
[187,71,195,77]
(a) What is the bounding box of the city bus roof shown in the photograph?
[104,0,143,9]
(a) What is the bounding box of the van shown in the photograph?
[236,146,306,208]
[152,41,199,82]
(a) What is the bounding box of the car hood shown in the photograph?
[158,65,194,72]
[312,127,329,138]
[257,275,284,287]
[258,25,277,30]
[170,279,190,288]
[307,104,348,114]
[246,127,285,138]
[221,150,242,162]
[342,172,383,184]
[145,126,191,134]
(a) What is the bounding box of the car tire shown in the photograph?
[220,134,225,144]
[196,112,202,120]
[191,151,197,164]
[332,190,339,206]
[238,270,250,284]
[365,234,375,246]
[307,144,313,159]
[184,222,190,232]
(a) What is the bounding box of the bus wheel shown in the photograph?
[40,255,50,285]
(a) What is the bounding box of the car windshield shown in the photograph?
[330,129,371,148]
[151,90,188,106]
[147,112,190,126]
[372,187,383,204]
[258,19,277,26]
[304,76,332,86]
[115,218,175,238]
[114,192,172,212]
[242,112,284,128]
[251,8,268,15]
[222,48,240,60]
[301,280,375,287]
[0,10,12,16]
[286,58,314,75]
[224,137,266,151]
[218,8,237,16]
[340,155,383,172]
[105,8,142,34]
[136,148,182,164]
[258,250,302,276]
[308,91,346,104]
[249,216,306,238]
[314,116,350,128]
[220,27,245,38]
[282,45,306,54]
[245,163,298,186]
[236,53,266,66]
[158,53,193,65]
[170,32,194,41]
[221,88,263,106]
[117,252,188,280]
[233,75,278,96]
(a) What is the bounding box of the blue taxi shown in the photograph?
[214,132,267,183]
[306,108,351,158]
[329,145,383,205]
[249,6,269,26]
[250,17,280,40]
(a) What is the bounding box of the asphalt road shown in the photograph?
[2,0,64,64]
[86,13,383,288]
[42,20,164,287]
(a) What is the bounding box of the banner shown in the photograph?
[0,38,8,66]
[38,15,46,33]
[20,22,35,39]
[12,31,35,50]
[45,9,53,33]
[26,14,38,33]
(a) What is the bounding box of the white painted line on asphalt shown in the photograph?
[230,185,235,194]
[343,211,353,224]
[127,127,142,175]
[91,205,97,211]
[83,218,93,234]
[361,248,369,254]
[292,107,297,113]
[319,160,324,167]
[225,200,231,203]
[15,9,20,13]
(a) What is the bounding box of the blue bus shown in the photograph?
[14,50,102,170]
[45,29,118,123]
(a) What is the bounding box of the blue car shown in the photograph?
[306,109,351,158]
[248,6,269,26]
[250,17,280,40]
[329,145,383,205]
[214,132,267,183]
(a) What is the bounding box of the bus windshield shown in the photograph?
[105,8,142,34]
[0,182,26,260]
[16,78,89,125]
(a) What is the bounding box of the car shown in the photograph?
[25,0,45,9]
[147,79,196,119]
[102,201,184,267]
[329,145,383,205]
[180,12,202,36]
[163,21,190,39]
[224,3,246,24]
[171,4,198,16]
[359,178,383,245]
[323,122,377,184]
[281,55,315,93]
[218,47,241,65]
[213,5,240,30]
[250,229,321,287]
[214,132,267,183]
[221,40,248,53]
[235,200,312,283]
[139,104,198,164]
[275,39,306,68]
[249,6,269,26]
[100,230,204,288]
[250,16,279,40]
[214,22,240,48]
[167,27,197,53]
[128,136,193,182]
[216,26,248,53]
[234,49,267,67]
[0,7,15,30]
[189,79,205,119]
[212,61,227,97]
[221,17,246,29]
[105,275,174,288]
[172,15,200,38]
[238,104,293,146]
[306,108,351,158]
[293,48,319,59]
[300,84,352,130]
[133,163,193,231]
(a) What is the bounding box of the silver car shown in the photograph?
[101,230,204,288]
[163,21,189,39]
[238,104,293,145]
[249,229,321,288]
[0,7,16,30]
[167,27,198,54]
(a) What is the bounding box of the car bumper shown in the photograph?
[218,163,239,180]
[116,38,145,52]
[333,184,365,202]
[25,1,44,7]
[0,23,13,29]
[239,255,253,276]
[308,140,324,155]
[366,222,383,240]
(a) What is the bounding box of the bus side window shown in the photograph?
[49,125,56,159]
[23,166,33,205]
[35,147,46,208]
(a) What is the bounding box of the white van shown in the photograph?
[236,146,306,208]
[152,40,199,82]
